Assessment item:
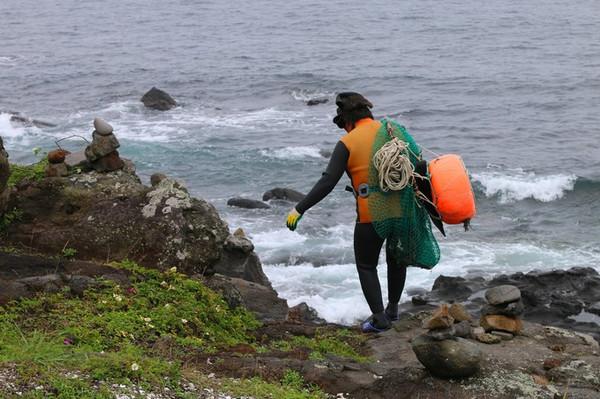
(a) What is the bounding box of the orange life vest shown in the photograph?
[339,118,382,223]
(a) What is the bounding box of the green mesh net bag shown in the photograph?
[368,118,440,269]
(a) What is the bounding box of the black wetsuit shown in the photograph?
[295,141,407,316]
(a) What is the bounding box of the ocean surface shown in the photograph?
[2,0,599,324]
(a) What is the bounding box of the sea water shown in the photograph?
[1,0,599,324]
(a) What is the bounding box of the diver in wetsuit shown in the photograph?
[285,92,407,332]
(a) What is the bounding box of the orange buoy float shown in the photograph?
[428,154,476,225]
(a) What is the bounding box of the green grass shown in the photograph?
[0,207,23,232]
[7,159,48,187]
[271,328,369,363]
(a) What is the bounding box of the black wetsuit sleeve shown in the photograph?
[295,141,349,214]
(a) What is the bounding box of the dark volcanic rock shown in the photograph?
[288,302,326,325]
[431,275,475,301]
[306,97,329,106]
[411,335,482,378]
[8,113,56,128]
[227,197,270,209]
[45,162,68,177]
[90,150,124,172]
[141,87,177,111]
[206,274,288,322]
[213,232,271,286]
[4,171,226,276]
[262,187,306,202]
[481,299,525,317]
[64,150,89,169]
[0,136,9,214]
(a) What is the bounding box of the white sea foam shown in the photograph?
[290,89,334,102]
[260,146,323,160]
[263,239,600,325]
[472,169,577,203]
[0,113,43,147]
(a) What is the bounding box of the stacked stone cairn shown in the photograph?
[45,149,70,177]
[84,118,124,172]
[411,303,482,378]
[477,285,524,344]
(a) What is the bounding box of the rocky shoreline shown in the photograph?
[2,122,600,398]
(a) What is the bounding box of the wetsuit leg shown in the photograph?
[385,241,407,306]
[354,223,385,314]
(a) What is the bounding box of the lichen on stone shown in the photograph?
[142,178,192,218]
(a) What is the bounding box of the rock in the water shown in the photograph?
[485,285,521,306]
[93,117,113,136]
[411,295,429,306]
[411,335,482,378]
[45,162,68,177]
[262,187,306,202]
[85,131,120,162]
[227,197,270,209]
[64,150,89,169]
[141,87,177,111]
[423,304,454,330]
[449,303,472,322]
[588,301,600,316]
[306,97,329,106]
[425,326,456,341]
[475,333,502,344]
[0,136,9,214]
[47,149,70,164]
[480,315,523,334]
[90,151,124,173]
[431,275,474,301]
[288,302,326,325]
[150,173,167,187]
[481,299,525,317]
[454,320,472,338]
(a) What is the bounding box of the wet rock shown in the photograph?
[227,197,270,209]
[141,87,177,111]
[481,315,523,334]
[431,275,475,301]
[262,187,306,202]
[481,299,525,317]
[90,151,124,172]
[589,302,600,316]
[475,333,502,344]
[64,150,89,169]
[454,320,472,338]
[45,162,69,177]
[85,131,120,162]
[0,136,9,214]
[288,302,326,325]
[7,112,56,128]
[306,97,329,106]
[423,304,454,330]
[411,295,430,306]
[411,335,482,378]
[485,285,521,306]
[47,149,70,164]
[491,331,515,341]
[449,303,472,322]
[68,275,96,296]
[93,117,113,136]
[150,173,167,187]
[425,326,455,341]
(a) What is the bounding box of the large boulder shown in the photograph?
[0,136,9,215]
[411,335,482,379]
[4,169,268,281]
[141,87,177,111]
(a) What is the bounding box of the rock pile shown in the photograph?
[0,136,9,214]
[84,118,124,172]
[479,285,524,340]
[45,149,70,177]
[411,304,482,378]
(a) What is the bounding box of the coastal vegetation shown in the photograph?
[0,260,364,398]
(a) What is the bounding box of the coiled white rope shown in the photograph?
[372,122,416,192]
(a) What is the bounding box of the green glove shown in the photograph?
[286,208,303,231]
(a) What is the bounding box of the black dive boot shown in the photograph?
[361,312,391,333]
[385,303,399,321]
